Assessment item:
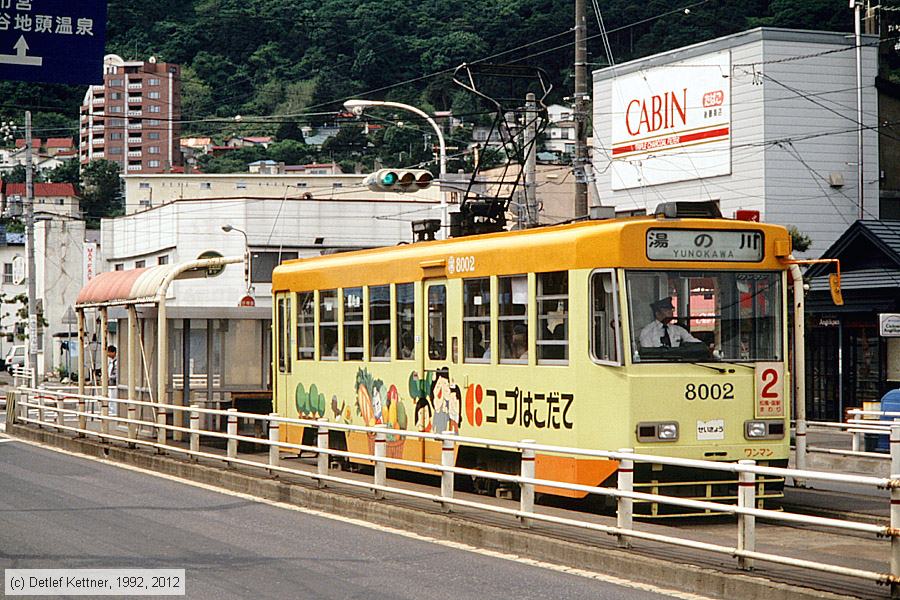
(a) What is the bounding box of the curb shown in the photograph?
[8,424,859,600]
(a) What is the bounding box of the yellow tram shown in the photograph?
[271,209,794,515]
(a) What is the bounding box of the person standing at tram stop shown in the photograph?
[107,345,118,415]
[639,296,700,349]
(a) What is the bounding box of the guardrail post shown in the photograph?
[226,408,238,463]
[441,433,457,514]
[891,423,900,599]
[189,404,200,461]
[268,414,280,474]
[156,405,166,451]
[852,429,862,453]
[519,439,535,526]
[617,448,634,548]
[737,459,756,571]
[127,402,137,446]
[374,425,386,500]
[99,395,109,436]
[795,419,807,487]
[317,418,329,488]
[55,396,64,430]
[14,392,24,425]
[77,396,87,437]
[36,392,44,428]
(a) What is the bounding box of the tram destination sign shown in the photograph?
[647,229,763,262]
[0,1,107,85]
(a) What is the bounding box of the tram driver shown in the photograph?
[638,296,702,354]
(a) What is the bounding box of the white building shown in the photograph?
[592,27,879,256]
[544,103,576,156]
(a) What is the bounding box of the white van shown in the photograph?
[5,345,24,374]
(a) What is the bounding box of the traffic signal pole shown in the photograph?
[25,110,37,381]
[574,0,589,219]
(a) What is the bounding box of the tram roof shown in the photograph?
[272,217,792,292]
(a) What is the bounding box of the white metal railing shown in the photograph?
[10,366,35,388]
[801,411,900,460]
[8,386,900,591]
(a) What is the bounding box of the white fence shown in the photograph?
[801,410,900,460]
[8,386,900,592]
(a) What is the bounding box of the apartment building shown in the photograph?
[80,54,182,175]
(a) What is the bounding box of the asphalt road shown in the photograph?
[0,440,691,600]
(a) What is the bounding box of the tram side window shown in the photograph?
[463,277,490,362]
[498,275,528,363]
[591,272,620,363]
[537,271,568,363]
[344,287,364,361]
[428,284,446,360]
[396,283,415,360]
[296,291,315,360]
[277,296,291,373]
[319,289,338,360]
[369,285,391,361]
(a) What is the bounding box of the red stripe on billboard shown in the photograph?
[612,126,730,157]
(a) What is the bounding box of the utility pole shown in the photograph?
[524,92,539,227]
[851,0,865,220]
[25,110,37,379]
[574,0,589,219]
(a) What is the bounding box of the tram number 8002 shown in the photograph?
[684,382,734,401]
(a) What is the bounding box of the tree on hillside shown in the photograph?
[44,160,81,186]
[80,160,122,223]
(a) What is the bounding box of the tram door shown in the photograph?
[422,278,453,465]
[275,295,291,409]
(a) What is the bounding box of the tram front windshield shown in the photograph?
[626,270,782,363]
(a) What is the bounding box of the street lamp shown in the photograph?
[343,99,448,239]
[222,224,252,294]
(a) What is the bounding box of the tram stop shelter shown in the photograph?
[74,256,273,435]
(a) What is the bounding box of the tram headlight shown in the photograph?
[744,420,784,440]
[636,421,679,442]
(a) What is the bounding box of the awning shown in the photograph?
[76,257,243,308]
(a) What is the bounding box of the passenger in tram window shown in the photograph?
[638,296,700,349]
[373,336,390,358]
[471,326,486,358]
[322,328,338,358]
[398,332,414,359]
[511,323,528,359]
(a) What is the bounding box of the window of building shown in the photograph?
[296,291,315,360]
[2,263,11,284]
[427,284,446,360]
[395,283,414,360]
[250,251,299,283]
[135,260,146,268]
[110,132,123,140]
[110,92,121,100]
[591,271,621,364]
[319,290,338,360]
[139,182,150,189]
[296,182,307,188]
[343,287,363,361]
[369,285,390,361]
[200,182,211,190]
[109,106,123,113]
[114,263,124,271]
[148,91,160,99]
[109,118,124,126]
[157,255,168,265]
[148,160,160,168]
[537,271,568,363]
[463,277,490,362]
[148,146,160,154]
[110,79,123,86]
[236,181,247,189]
[149,105,161,113]
[332,183,343,188]
[498,275,528,363]
[56,198,64,206]
[108,147,123,155]
[148,132,160,140]
[146,119,160,125]
[149,78,160,86]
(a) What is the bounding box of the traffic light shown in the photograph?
[364,169,434,193]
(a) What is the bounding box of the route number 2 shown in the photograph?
[754,362,784,418]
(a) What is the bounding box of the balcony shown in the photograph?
[127,164,142,171]
[127,137,142,144]
[127,82,142,90]
[92,125,105,132]
[93,152,105,159]
[92,97,105,105]
[90,85,104,93]
[127,151,142,158]
[128,122,142,130]
[92,138,104,146]
[127,96,143,103]
[127,110,142,117]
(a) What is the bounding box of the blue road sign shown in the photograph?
[0,1,107,85]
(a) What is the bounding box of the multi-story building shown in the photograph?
[80,54,182,175]
[4,183,81,219]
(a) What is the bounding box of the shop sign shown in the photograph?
[879,313,900,337]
